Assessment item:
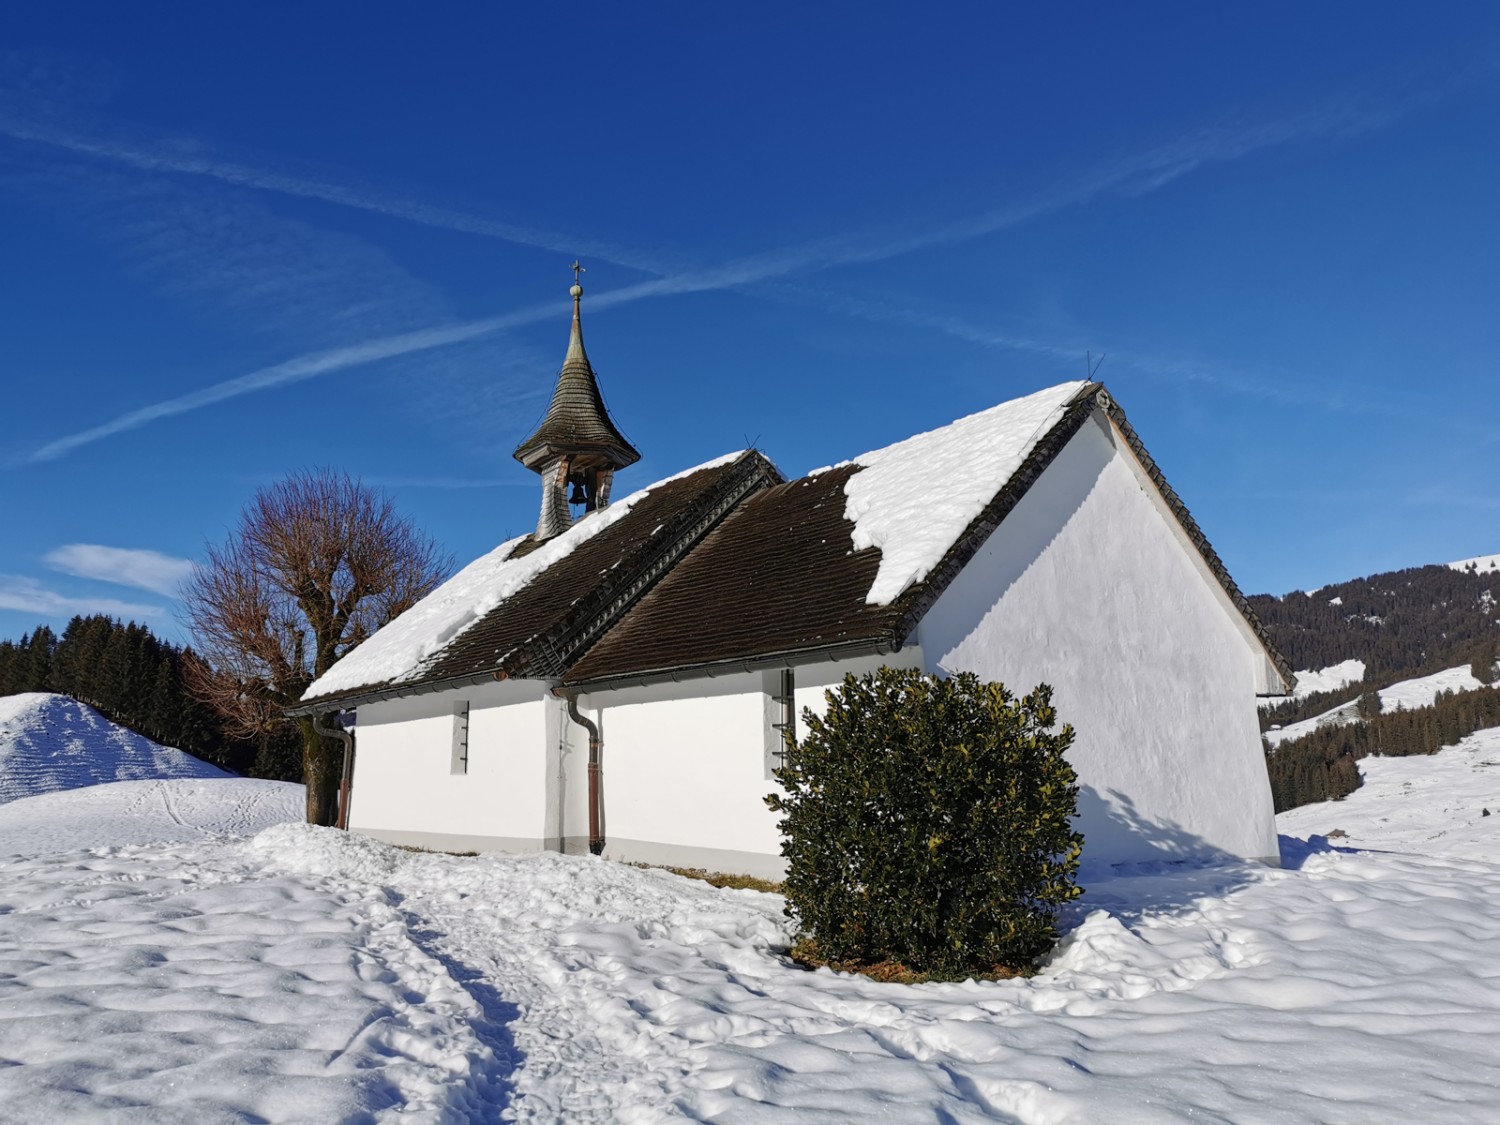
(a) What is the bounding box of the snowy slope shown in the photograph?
[1264,662,1487,746]
[1289,656,1365,696]
[1257,657,1365,709]
[1450,552,1500,574]
[1278,726,1500,859]
[0,776,301,855]
[0,692,231,804]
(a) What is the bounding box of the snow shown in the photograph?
[1450,552,1500,574]
[0,693,231,804]
[1379,663,1487,710]
[1264,662,1487,746]
[305,452,745,701]
[1277,725,1500,858]
[11,684,1500,1118]
[1257,657,1364,710]
[0,776,302,854]
[831,381,1086,606]
[11,766,1500,1120]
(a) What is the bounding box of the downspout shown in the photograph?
[311,712,355,830]
[565,692,604,855]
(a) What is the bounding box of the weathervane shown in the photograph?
[570,260,586,287]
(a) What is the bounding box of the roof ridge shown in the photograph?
[497,451,781,679]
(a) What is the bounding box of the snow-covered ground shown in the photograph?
[1449,552,1500,574]
[0,692,231,803]
[1277,724,1500,858]
[0,776,301,854]
[5,732,1500,1121]
[1257,657,1365,709]
[1264,662,1487,746]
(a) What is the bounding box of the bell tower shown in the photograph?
[514,263,641,540]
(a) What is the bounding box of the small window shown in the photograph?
[450,701,470,775]
[764,668,795,779]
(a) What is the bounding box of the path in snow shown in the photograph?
[0,834,507,1123]
[0,693,230,804]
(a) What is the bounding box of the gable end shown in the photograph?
[892,383,1294,694]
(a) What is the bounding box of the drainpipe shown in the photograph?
[312,712,355,830]
[565,693,604,855]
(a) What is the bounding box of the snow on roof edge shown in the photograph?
[301,451,749,704]
[824,381,1088,606]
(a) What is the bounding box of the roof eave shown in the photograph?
[288,667,539,716]
[561,634,904,695]
[513,437,642,471]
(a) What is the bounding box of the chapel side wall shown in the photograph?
[916,415,1279,868]
[348,678,553,853]
[583,651,922,879]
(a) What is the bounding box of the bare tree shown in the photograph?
[184,469,452,824]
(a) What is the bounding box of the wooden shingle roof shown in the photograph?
[296,381,1293,714]
[294,452,778,713]
[513,291,640,472]
[564,465,895,685]
[563,383,1295,692]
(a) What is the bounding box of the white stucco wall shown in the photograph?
[348,678,556,851]
[916,413,1279,868]
[580,651,923,877]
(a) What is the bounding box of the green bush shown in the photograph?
[767,667,1083,980]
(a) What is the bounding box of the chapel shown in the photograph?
[295,273,1291,878]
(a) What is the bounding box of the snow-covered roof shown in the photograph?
[834,380,1086,605]
[299,452,769,709]
[302,380,1293,706]
[567,381,1294,691]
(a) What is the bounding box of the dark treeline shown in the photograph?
[1267,685,1500,812]
[0,616,299,781]
[1248,563,1499,682]
[1259,681,1370,731]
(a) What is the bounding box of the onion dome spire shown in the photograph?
[515,264,640,539]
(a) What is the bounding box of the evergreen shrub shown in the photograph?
[767,667,1083,980]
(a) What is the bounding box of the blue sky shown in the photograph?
[2,3,1497,646]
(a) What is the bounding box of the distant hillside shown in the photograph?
[1248,559,1498,683]
[1252,553,1500,813]
[0,615,298,780]
[0,693,231,806]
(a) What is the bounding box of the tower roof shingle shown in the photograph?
[513,284,640,471]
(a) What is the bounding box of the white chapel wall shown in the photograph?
[348,677,554,852]
[915,412,1279,868]
[580,651,922,878]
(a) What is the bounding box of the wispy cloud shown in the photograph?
[0,575,164,619]
[28,300,559,462]
[43,544,195,596]
[364,477,536,490]
[21,83,1447,461]
[0,100,673,276]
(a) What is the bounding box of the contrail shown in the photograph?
[0,112,675,275]
[23,87,1438,462]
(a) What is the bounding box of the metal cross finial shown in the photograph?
[570,260,586,284]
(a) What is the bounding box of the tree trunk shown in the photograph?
[300,716,342,825]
